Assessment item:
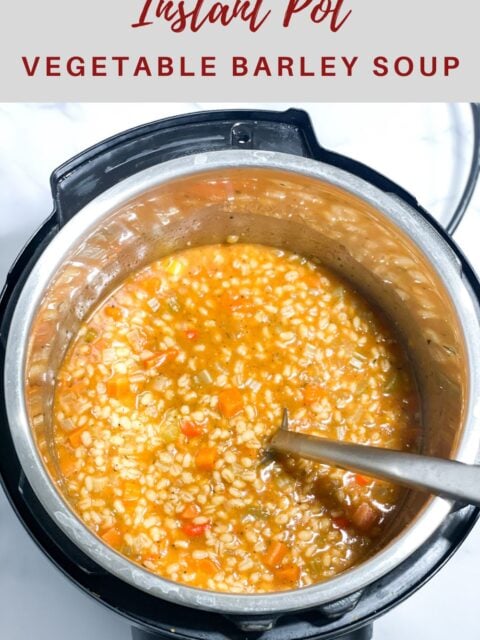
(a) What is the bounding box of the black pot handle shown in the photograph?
[50,108,419,225]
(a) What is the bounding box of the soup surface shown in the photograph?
[53,243,420,593]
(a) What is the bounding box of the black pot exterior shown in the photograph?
[1,109,479,638]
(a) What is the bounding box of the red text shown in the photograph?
[132,0,270,32]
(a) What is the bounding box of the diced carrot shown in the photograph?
[263,541,288,569]
[123,481,141,501]
[101,527,122,547]
[218,388,243,418]
[106,376,131,398]
[182,522,210,537]
[59,454,77,478]
[181,503,201,519]
[306,274,321,289]
[185,328,199,340]
[303,384,324,405]
[69,381,87,395]
[104,305,122,320]
[195,446,217,470]
[143,348,179,368]
[181,420,203,439]
[68,428,85,449]
[354,474,370,486]
[351,503,378,532]
[142,277,162,296]
[332,516,351,530]
[92,338,107,353]
[196,557,219,576]
[133,450,157,466]
[275,563,301,583]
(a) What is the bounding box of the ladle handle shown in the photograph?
[270,430,480,508]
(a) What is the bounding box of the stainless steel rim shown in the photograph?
[5,149,480,615]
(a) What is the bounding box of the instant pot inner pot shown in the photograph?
[26,166,466,559]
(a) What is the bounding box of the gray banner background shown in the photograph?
[0,0,478,101]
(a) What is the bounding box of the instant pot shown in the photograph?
[1,108,480,640]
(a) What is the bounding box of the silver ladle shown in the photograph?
[269,409,480,507]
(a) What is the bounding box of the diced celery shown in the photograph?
[243,505,270,521]
[161,421,180,444]
[159,410,181,443]
[193,370,213,385]
[306,557,324,579]
[84,328,97,343]
[166,259,184,276]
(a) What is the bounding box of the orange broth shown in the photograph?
[53,243,420,593]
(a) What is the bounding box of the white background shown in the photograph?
[1,103,480,639]
[2,1,479,101]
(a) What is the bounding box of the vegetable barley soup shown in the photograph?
[53,243,421,593]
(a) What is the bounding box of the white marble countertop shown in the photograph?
[1,103,479,640]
